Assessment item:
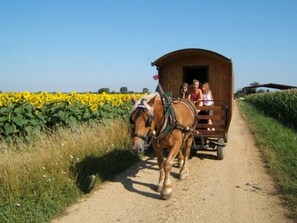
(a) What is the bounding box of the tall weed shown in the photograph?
[0,120,138,223]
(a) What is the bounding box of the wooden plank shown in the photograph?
[198,129,225,136]
[196,105,223,111]
[197,115,224,121]
[197,124,225,129]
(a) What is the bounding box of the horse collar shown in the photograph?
[157,95,177,139]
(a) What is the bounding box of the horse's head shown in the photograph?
[129,93,158,153]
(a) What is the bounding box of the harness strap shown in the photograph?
[155,85,177,139]
[175,123,200,134]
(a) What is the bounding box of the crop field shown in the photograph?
[244,89,297,129]
[0,91,143,140]
[0,91,144,222]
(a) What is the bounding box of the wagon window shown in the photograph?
[183,66,209,86]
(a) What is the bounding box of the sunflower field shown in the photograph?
[0,91,143,139]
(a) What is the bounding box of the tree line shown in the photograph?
[97,87,149,94]
[0,88,150,94]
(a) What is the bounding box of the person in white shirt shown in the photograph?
[201,82,214,131]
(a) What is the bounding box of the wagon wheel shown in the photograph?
[217,138,225,160]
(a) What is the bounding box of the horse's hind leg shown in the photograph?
[177,150,184,168]
[179,136,193,180]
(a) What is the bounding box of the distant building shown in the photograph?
[242,83,297,94]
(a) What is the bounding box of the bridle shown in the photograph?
[130,99,155,148]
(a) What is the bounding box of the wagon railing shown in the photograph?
[195,101,229,140]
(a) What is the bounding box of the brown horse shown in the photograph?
[130,91,197,199]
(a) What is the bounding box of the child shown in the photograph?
[179,82,190,98]
[201,82,214,131]
[188,79,203,110]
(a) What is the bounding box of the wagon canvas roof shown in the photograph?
[151,48,232,67]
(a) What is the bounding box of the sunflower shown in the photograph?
[90,104,98,111]
[22,91,30,100]
[30,96,40,106]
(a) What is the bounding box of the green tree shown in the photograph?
[142,88,149,94]
[247,82,259,94]
[98,88,110,94]
[120,87,128,93]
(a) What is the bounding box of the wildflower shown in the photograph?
[43,175,47,178]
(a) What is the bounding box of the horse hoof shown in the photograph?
[161,187,172,200]
[161,192,172,200]
[179,173,189,180]
[156,185,162,192]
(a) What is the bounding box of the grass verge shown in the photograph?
[0,120,139,223]
[238,100,297,219]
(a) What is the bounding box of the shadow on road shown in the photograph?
[71,147,218,200]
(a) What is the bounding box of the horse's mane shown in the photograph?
[130,92,159,115]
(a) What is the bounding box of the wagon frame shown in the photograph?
[152,48,234,159]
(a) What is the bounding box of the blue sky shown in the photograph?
[0,0,296,93]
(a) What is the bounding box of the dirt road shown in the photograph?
[53,103,292,223]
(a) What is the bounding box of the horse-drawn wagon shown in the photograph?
[129,48,233,198]
[151,48,234,160]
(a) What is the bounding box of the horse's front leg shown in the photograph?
[161,143,181,200]
[179,135,193,180]
[153,147,165,193]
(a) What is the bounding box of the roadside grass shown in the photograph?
[238,100,297,219]
[0,120,139,223]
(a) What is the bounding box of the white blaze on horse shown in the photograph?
[130,90,198,199]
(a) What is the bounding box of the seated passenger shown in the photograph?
[188,79,203,111]
[179,82,190,98]
[201,82,214,131]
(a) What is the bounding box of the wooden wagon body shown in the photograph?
[152,48,234,159]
